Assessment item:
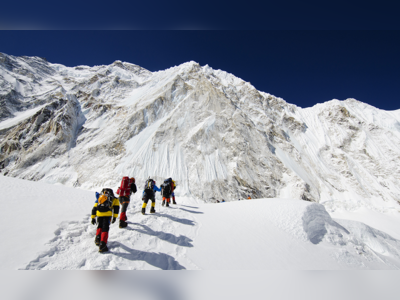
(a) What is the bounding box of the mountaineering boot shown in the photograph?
[162,200,165,206]
[95,228,102,245]
[173,201,177,204]
[120,212,127,222]
[166,202,170,207]
[99,241,109,253]
[119,220,127,228]
[94,235,101,246]
[141,202,147,215]
[150,202,156,213]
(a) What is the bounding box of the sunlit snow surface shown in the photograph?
[2,54,400,271]
[2,175,400,270]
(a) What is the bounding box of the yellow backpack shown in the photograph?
[97,192,113,212]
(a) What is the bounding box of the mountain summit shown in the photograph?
[1,52,399,209]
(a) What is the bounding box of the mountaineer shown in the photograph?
[161,177,175,207]
[141,178,161,215]
[116,177,137,228]
[171,179,177,204]
[91,188,120,253]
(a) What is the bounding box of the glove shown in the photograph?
[112,217,116,224]
[91,218,96,225]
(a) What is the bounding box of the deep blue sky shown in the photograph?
[1,1,400,30]
[1,31,399,110]
[1,0,400,110]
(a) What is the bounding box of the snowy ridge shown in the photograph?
[0,52,400,213]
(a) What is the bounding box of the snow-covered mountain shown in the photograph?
[1,52,400,212]
[2,52,400,272]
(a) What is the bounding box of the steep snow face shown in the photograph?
[1,53,399,211]
[289,99,400,209]
[0,53,56,121]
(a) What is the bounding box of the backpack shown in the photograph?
[101,188,115,198]
[161,182,172,196]
[97,190,113,213]
[117,176,131,197]
[144,178,155,192]
[164,178,173,191]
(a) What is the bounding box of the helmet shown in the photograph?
[130,177,135,183]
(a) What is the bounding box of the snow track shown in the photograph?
[3,176,400,270]
[23,200,200,270]
[21,196,400,270]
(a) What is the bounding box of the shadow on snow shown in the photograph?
[110,241,186,270]
[179,205,199,209]
[127,222,193,247]
[152,212,196,226]
[178,208,203,214]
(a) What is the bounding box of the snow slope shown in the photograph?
[3,175,400,270]
[2,175,93,270]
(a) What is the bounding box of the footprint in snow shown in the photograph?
[23,214,189,270]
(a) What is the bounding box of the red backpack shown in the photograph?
[117,176,131,197]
